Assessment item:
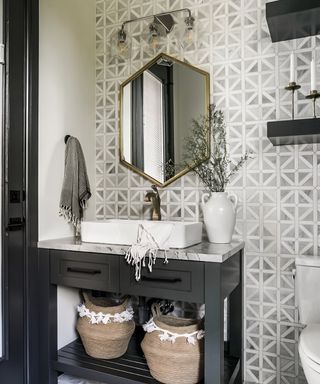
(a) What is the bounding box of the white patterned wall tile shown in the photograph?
[95,0,320,382]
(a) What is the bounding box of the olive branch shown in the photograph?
[165,104,253,192]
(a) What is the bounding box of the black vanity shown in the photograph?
[38,239,244,384]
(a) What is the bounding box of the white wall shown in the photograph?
[143,71,164,182]
[39,0,96,348]
[57,287,80,349]
[39,0,96,241]
[122,83,132,163]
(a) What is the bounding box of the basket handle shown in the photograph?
[82,290,91,304]
[151,303,162,317]
[121,295,130,307]
[82,291,130,308]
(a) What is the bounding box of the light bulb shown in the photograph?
[149,34,160,49]
[117,40,128,55]
[148,23,161,50]
[183,27,194,44]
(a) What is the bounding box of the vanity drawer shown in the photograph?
[120,259,204,303]
[50,250,120,292]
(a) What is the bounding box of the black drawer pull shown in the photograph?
[141,276,182,284]
[67,267,101,275]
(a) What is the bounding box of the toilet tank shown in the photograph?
[296,256,320,324]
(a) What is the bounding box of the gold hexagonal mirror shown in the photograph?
[119,53,210,187]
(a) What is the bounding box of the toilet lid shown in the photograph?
[300,324,320,366]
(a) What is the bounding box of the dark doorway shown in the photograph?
[0,0,38,383]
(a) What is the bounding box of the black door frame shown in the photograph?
[0,0,38,383]
[25,0,39,383]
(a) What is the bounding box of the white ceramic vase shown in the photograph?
[201,192,238,244]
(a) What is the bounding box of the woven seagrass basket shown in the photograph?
[76,291,135,359]
[141,304,204,384]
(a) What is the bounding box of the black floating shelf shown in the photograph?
[266,0,320,42]
[54,333,239,384]
[267,118,320,146]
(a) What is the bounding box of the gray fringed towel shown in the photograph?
[59,136,91,227]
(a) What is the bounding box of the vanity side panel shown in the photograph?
[221,251,241,299]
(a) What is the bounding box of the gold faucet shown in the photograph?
[144,185,161,221]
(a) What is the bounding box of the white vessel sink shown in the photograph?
[81,220,203,249]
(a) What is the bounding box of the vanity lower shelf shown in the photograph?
[54,336,155,384]
[53,330,240,384]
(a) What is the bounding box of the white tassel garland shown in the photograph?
[77,303,134,325]
[143,318,205,344]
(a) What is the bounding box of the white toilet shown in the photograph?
[295,256,320,383]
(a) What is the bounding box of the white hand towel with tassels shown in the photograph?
[125,223,174,281]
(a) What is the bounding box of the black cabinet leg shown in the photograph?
[205,263,224,384]
[229,251,243,383]
[229,284,241,358]
[39,250,58,384]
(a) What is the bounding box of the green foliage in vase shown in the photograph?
[183,104,252,193]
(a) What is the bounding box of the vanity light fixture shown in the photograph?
[183,14,195,45]
[110,27,131,59]
[111,8,195,58]
[148,22,162,50]
[117,28,128,53]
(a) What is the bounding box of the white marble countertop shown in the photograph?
[38,237,244,263]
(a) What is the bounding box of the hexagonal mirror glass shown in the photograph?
[119,53,210,187]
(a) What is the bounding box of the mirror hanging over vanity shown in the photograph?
[119,53,210,187]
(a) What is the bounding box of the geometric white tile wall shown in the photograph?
[96,0,320,382]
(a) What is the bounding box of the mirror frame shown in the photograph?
[119,52,210,187]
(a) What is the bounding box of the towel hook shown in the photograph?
[64,135,71,144]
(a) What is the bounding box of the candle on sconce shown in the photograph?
[285,53,301,120]
[311,59,317,91]
[306,58,320,119]
[290,53,295,83]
